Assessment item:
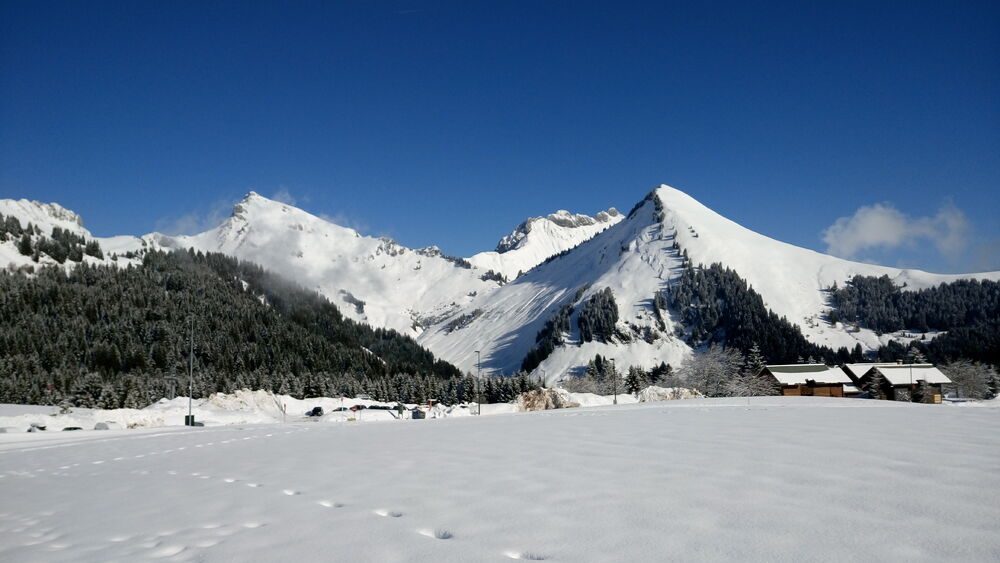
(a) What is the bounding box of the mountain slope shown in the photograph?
[1,194,625,338]
[467,208,622,281]
[419,185,1000,378]
[4,186,997,381]
[0,250,467,406]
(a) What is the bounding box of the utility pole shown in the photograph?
[475,350,482,415]
[186,315,195,426]
[611,358,617,405]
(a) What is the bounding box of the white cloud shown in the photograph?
[154,198,234,236]
[822,202,969,260]
[271,187,298,206]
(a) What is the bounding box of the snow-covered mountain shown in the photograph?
[418,186,1000,379]
[4,186,998,380]
[468,208,622,281]
[142,193,505,335]
[0,194,616,338]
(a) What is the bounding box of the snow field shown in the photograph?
[0,397,998,562]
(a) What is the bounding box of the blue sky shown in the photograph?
[1,1,997,272]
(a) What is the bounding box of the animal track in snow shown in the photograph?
[505,551,548,560]
[418,528,453,540]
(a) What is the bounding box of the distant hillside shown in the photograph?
[0,250,490,407]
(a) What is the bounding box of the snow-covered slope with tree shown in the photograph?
[4,186,998,378]
[468,208,622,281]
[419,185,1000,379]
[0,194,503,336]
[140,193,504,335]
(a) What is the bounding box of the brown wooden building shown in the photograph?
[760,364,854,397]
[849,363,951,403]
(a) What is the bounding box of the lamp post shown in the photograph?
[186,315,195,426]
[475,350,482,415]
[611,358,618,405]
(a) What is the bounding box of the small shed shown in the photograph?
[857,364,951,403]
[760,364,853,397]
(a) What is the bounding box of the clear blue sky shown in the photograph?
[2,1,997,272]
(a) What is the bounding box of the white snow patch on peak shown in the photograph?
[0,198,89,236]
[468,207,624,281]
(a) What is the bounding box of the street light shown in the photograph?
[186,315,195,426]
[611,358,618,405]
[475,350,482,415]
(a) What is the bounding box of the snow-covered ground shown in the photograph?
[0,397,997,562]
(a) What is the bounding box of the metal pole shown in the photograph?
[188,316,193,423]
[475,350,482,415]
[611,359,617,405]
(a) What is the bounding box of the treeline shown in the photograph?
[830,276,1000,366]
[520,302,573,373]
[0,212,104,264]
[829,275,1000,333]
[0,249,490,407]
[666,263,851,364]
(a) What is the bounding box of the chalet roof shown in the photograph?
[871,365,951,386]
[763,364,853,385]
[842,363,899,378]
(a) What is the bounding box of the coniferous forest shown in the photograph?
[830,275,1000,366]
[0,250,539,407]
[666,263,851,364]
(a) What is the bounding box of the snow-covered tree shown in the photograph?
[943,360,996,399]
[681,345,742,397]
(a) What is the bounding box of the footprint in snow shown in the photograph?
[317,500,344,508]
[418,528,453,540]
[282,489,301,496]
[374,509,403,518]
[505,552,548,560]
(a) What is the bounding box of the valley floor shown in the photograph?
[0,397,998,562]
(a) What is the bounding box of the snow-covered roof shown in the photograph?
[872,365,951,386]
[843,363,900,378]
[843,384,860,394]
[763,364,853,385]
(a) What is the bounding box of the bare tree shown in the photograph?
[943,360,997,399]
[680,345,743,397]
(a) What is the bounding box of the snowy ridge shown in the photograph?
[419,192,691,380]
[420,185,1000,379]
[0,198,132,270]
[467,207,622,281]
[655,185,1000,350]
[133,192,501,335]
[3,186,998,378]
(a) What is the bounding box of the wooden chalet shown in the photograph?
[760,364,853,397]
[852,364,951,403]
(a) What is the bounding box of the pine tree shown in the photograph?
[625,366,643,396]
[867,370,885,400]
[743,343,767,376]
[18,233,32,256]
